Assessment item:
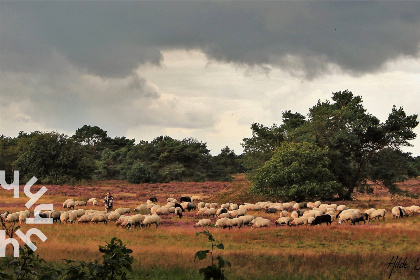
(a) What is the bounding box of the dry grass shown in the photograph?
[1,175,420,279]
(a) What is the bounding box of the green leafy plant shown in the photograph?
[195,230,231,280]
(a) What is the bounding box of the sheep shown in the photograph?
[134,204,149,213]
[87,198,96,205]
[63,200,75,210]
[175,207,183,219]
[180,196,191,203]
[364,208,376,216]
[351,213,369,225]
[215,218,231,229]
[196,207,208,217]
[290,217,308,226]
[125,214,145,229]
[115,215,130,227]
[77,214,94,223]
[60,212,69,224]
[229,217,244,228]
[142,214,161,228]
[338,213,357,224]
[275,217,291,226]
[115,208,131,215]
[67,211,78,224]
[392,206,407,219]
[337,205,347,211]
[19,212,30,224]
[291,211,299,219]
[238,215,255,226]
[6,213,20,223]
[106,212,121,222]
[311,214,332,225]
[252,218,270,228]
[0,211,10,220]
[203,208,217,217]
[51,210,61,223]
[369,209,386,221]
[74,200,87,207]
[91,214,107,225]
[156,206,170,215]
[195,219,212,227]
[218,213,230,219]
[228,209,246,218]
[409,205,420,214]
[73,209,86,217]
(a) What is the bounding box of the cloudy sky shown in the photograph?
[1,1,420,156]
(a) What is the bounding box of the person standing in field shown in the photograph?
[104,192,114,213]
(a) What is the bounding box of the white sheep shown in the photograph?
[252,218,270,228]
[142,214,161,228]
[115,208,131,215]
[91,214,107,224]
[115,215,130,227]
[369,209,386,221]
[125,214,145,229]
[290,217,308,226]
[77,214,94,223]
[106,212,121,222]
[67,211,78,224]
[275,217,291,226]
[60,212,69,224]
[195,219,212,227]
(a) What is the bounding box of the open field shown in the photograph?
[1,174,420,280]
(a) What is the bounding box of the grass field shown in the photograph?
[1,174,420,280]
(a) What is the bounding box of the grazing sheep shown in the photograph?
[252,218,270,228]
[195,219,212,227]
[238,215,255,226]
[87,198,96,205]
[275,217,291,226]
[229,217,244,228]
[392,206,407,219]
[175,207,183,219]
[77,214,94,223]
[74,200,87,207]
[134,204,149,213]
[19,212,30,224]
[142,214,161,228]
[60,212,69,224]
[409,205,420,214]
[91,214,107,225]
[156,206,170,215]
[290,217,308,226]
[68,211,77,224]
[215,218,231,229]
[351,213,369,225]
[291,211,299,219]
[107,212,121,222]
[311,214,332,225]
[115,208,131,215]
[338,213,357,224]
[218,213,230,219]
[115,215,130,227]
[337,205,347,211]
[203,208,217,217]
[63,200,75,210]
[125,214,145,229]
[50,210,61,223]
[6,213,19,223]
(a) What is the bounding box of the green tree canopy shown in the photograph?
[251,142,340,201]
[246,90,418,200]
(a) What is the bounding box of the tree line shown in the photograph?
[0,90,419,200]
[0,126,243,185]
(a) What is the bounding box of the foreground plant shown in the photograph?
[195,230,231,280]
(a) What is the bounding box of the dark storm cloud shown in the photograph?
[1,1,420,78]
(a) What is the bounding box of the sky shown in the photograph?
[1,1,419,156]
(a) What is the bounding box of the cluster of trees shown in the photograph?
[243,90,419,201]
[1,90,418,201]
[0,126,243,185]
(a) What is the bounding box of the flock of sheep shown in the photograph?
[1,196,420,230]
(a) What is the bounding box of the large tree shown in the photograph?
[246,90,418,200]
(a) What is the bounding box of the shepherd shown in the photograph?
[104,192,114,213]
